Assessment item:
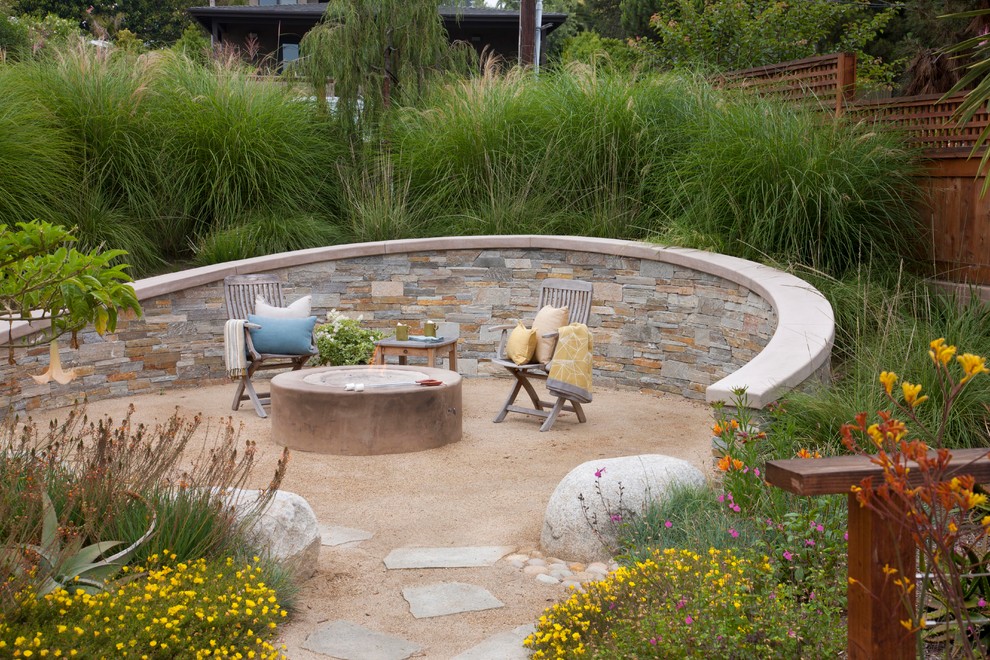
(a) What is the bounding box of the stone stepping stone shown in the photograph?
[402,582,505,619]
[321,524,374,547]
[301,620,421,660]
[451,624,536,659]
[384,546,514,569]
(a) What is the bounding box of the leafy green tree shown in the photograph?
[0,12,78,60]
[620,0,668,37]
[870,0,990,95]
[12,0,195,46]
[646,0,896,73]
[560,30,643,70]
[574,0,623,38]
[172,22,209,65]
[298,0,453,139]
[0,221,141,382]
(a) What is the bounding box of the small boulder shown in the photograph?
[227,489,321,580]
[541,455,705,563]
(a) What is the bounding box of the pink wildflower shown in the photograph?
[783,551,793,561]
[595,467,606,478]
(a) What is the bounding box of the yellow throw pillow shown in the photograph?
[532,304,570,363]
[506,321,537,365]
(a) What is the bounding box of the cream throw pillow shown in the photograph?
[506,321,537,365]
[255,294,312,319]
[532,304,570,363]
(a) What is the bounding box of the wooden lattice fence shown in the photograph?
[722,54,990,285]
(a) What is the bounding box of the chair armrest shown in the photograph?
[494,324,516,360]
[242,326,263,362]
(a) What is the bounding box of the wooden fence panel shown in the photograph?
[919,157,990,284]
[719,52,856,114]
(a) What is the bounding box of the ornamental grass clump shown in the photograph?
[525,547,843,658]
[1,553,287,658]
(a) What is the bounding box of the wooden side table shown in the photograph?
[373,337,458,371]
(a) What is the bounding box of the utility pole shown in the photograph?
[519,0,535,67]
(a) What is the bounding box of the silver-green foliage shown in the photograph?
[4,490,156,596]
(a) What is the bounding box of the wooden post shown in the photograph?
[519,0,536,67]
[846,494,915,659]
[836,52,856,117]
[764,449,990,658]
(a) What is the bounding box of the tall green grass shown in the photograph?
[1,46,348,275]
[391,67,920,273]
[0,69,76,226]
[783,271,990,451]
[148,53,345,244]
[392,67,705,238]
[0,52,922,279]
[656,94,922,275]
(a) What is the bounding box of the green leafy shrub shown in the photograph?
[560,32,645,72]
[1,554,287,658]
[313,309,384,366]
[525,547,843,658]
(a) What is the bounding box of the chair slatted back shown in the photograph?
[224,275,285,321]
[538,279,593,325]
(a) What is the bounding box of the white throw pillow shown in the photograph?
[255,294,312,319]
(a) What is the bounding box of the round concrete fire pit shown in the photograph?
[270,365,462,455]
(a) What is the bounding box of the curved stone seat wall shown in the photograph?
[0,236,834,416]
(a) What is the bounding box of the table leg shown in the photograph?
[448,345,457,371]
[426,348,436,368]
[398,355,407,365]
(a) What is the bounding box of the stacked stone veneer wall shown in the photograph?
[0,237,833,416]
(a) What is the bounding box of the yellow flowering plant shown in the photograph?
[0,553,288,659]
[524,546,843,658]
[842,338,990,658]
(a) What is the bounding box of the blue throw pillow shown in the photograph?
[247,314,317,355]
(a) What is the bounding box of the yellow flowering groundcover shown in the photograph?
[0,554,287,659]
[525,547,842,659]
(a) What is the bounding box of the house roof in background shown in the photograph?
[187,4,568,32]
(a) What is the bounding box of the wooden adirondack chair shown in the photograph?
[492,278,594,431]
[224,274,316,418]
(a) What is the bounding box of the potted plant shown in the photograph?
[312,309,384,366]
